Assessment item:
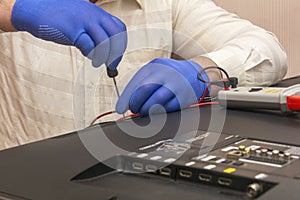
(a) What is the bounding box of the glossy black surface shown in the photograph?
[0,77,299,200]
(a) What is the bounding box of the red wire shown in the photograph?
[188,101,219,108]
[90,84,217,126]
[90,111,116,126]
[198,83,211,103]
[117,113,139,121]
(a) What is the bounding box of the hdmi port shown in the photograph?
[218,177,232,186]
[159,167,171,176]
[146,164,158,172]
[132,162,143,171]
[179,170,192,178]
[199,174,212,182]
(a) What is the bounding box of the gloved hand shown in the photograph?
[11,0,127,69]
[116,58,210,116]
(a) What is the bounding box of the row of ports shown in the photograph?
[131,162,231,186]
[160,168,233,187]
[132,162,173,177]
[132,162,159,172]
[132,162,264,198]
[177,170,264,198]
[179,170,232,186]
[131,162,172,176]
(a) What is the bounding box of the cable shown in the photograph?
[90,111,140,126]
[90,111,116,126]
[198,66,238,89]
[90,100,219,126]
[188,101,219,108]
[89,86,216,126]
[90,66,236,126]
[198,66,230,83]
[198,83,211,103]
[117,113,139,121]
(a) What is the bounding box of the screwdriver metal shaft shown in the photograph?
[112,77,126,118]
[106,67,125,118]
[112,77,121,99]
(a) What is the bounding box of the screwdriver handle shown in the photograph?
[106,67,118,78]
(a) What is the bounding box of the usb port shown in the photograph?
[199,174,212,182]
[159,167,171,176]
[132,162,143,171]
[179,170,192,178]
[146,164,158,172]
[218,177,232,186]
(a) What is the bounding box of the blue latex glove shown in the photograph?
[11,0,127,69]
[116,58,210,116]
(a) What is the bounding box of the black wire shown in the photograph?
[197,66,230,84]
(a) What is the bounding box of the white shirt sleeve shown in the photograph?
[172,0,287,86]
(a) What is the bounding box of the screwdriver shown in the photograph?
[106,67,125,118]
[106,67,120,97]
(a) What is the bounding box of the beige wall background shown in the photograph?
[214,0,300,78]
